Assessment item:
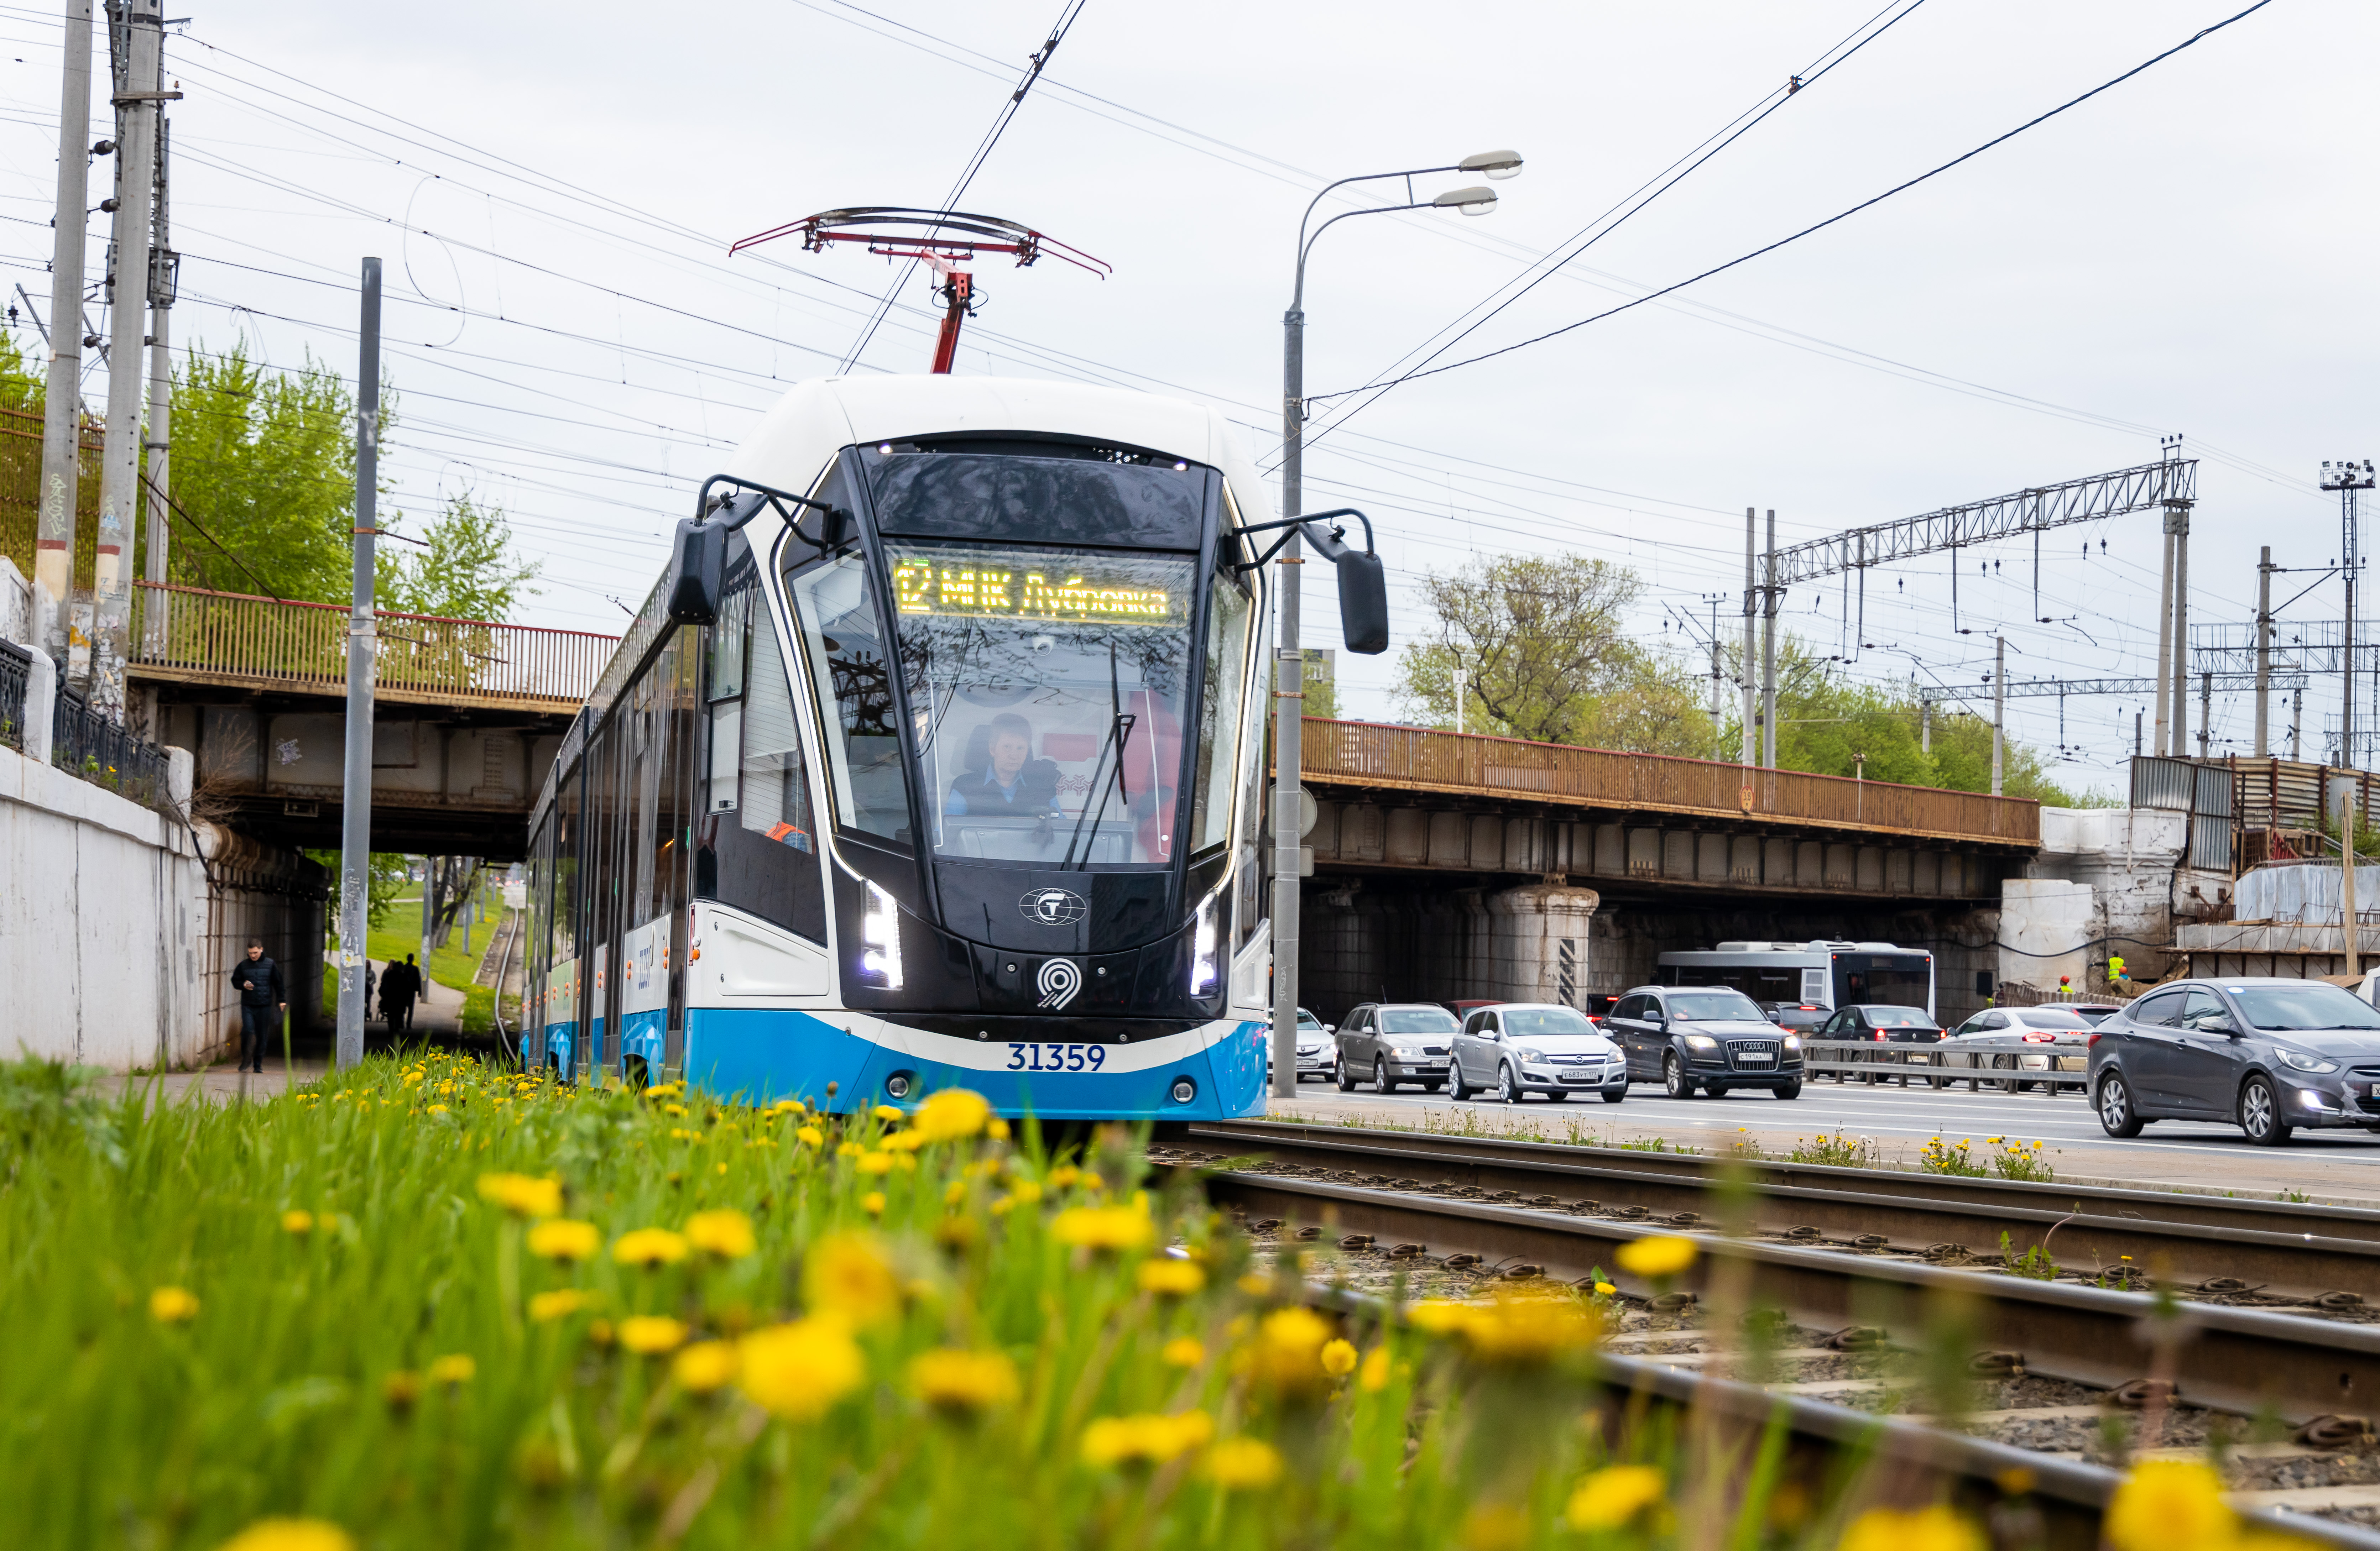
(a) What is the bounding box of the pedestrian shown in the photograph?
[364,961,377,1021]
[229,938,285,1075]
[389,953,421,1036]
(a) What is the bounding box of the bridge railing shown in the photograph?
[132,582,616,709]
[1297,718,2040,845]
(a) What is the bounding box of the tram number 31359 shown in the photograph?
[1007,1043,1110,1072]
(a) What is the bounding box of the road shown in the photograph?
[1270,1073,2380,1207]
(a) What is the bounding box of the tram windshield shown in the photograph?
[890,539,1198,868]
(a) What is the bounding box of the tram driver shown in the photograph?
[945,713,1063,819]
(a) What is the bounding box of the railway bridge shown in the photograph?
[1283,720,2040,1026]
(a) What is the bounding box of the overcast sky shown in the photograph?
[0,0,2371,798]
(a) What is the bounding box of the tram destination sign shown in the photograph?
[889,549,1181,625]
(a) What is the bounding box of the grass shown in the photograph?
[1788,1131,1879,1169]
[0,1056,2093,1550]
[323,879,509,1036]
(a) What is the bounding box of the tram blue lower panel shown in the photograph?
[543,1023,573,1075]
[683,1007,1267,1120]
[619,1010,667,1074]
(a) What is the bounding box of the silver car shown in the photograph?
[1451,1003,1629,1104]
[1942,1004,2095,1091]
[1333,1003,1459,1092]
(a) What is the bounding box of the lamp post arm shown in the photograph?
[1293,200,1434,311]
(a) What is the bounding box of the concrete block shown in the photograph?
[1468,814,1504,870]
[1595,824,1625,875]
[1856,846,1883,891]
[1661,830,1693,879]
[1503,817,1540,874]
[1308,801,1340,860]
[1625,828,1659,879]
[20,641,54,764]
[1886,849,1912,894]
[1695,833,1728,882]
[1426,811,1468,867]
[1343,804,1384,862]
[1823,844,1854,887]
[1914,850,1942,895]
[166,746,193,812]
[1761,837,1791,886]
[1795,841,1823,886]
[1386,808,1429,865]
[1729,836,1759,884]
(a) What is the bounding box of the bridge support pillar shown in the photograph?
[1484,883,1602,1010]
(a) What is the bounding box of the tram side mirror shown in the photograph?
[666,518,725,626]
[1299,518,1389,655]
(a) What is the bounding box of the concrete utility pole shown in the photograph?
[139,114,172,643]
[88,0,163,717]
[1704,596,1722,756]
[1991,634,2006,796]
[2152,522,2175,756]
[1760,508,1779,769]
[2324,459,2375,980]
[1739,507,1756,767]
[2255,546,2274,757]
[35,0,95,666]
[2168,499,2191,760]
[2291,687,2303,761]
[2198,671,2211,759]
[334,256,382,1071]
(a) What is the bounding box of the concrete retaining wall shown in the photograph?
[0,739,325,1070]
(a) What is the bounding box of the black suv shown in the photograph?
[1606,985,1805,1099]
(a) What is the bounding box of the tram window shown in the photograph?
[787,549,913,847]
[1189,571,1252,857]
[552,758,580,966]
[698,565,826,943]
[888,539,1195,868]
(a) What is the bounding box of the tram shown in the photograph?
[521,375,1388,1119]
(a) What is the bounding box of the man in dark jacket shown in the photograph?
[386,954,421,1035]
[229,939,285,1074]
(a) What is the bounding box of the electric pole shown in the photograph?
[2255,546,2273,757]
[88,0,164,718]
[2323,458,2373,980]
[35,0,95,666]
[139,110,173,667]
[1991,634,2006,796]
[1760,508,1779,769]
[334,257,382,1071]
[1739,508,1755,768]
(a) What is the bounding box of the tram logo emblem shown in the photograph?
[1035,958,1083,1011]
[1019,888,1087,926]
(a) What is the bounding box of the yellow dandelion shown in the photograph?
[1358,1345,1394,1393]
[1566,1464,1667,1530]
[795,1125,825,1147]
[1161,1336,1206,1367]
[149,1286,199,1324]
[1050,1205,1156,1252]
[804,1231,902,1325]
[737,1314,865,1421]
[528,1289,590,1323]
[1614,1234,1697,1279]
[2103,1461,2232,1551]
[855,1151,894,1176]
[673,1339,739,1392]
[426,1353,475,1385]
[1320,1337,1359,1378]
[1137,1258,1206,1296]
[1204,1436,1285,1490]
[219,1518,357,1551]
[872,1104,904,1123]
[1080,1409,1214,1467]
[618,1315,688,1355]
[476,1173,563,1219]
[909,1088,992,1142]
[526,1219,601,1262]
[685,1209,756,1259]
[909,1346,1021,1413]
[1839,1504,1985,1551]
[612,1228,690,1268]
[281,1209,314,1236]
[862,1190,887,1215]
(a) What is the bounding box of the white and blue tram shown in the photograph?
[521,376,1388,1119]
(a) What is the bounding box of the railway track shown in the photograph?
[1161,1121,2380,1544]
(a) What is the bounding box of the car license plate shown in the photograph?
[1737,1053,1774,1066]
[1006,1042,1108,1073]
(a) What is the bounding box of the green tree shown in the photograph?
[378,493,541,622]
[1392,553,1716,755]
[306,850,412,930]
[169,340,381,602]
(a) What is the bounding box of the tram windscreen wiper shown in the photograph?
[1059,645,1133,870]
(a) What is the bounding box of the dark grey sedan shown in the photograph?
[2090,978,2380,1146]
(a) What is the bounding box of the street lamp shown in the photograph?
[1270,151,1522,1100]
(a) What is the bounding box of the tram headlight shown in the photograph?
[860,881,904,990]
[1189,892,1219,997]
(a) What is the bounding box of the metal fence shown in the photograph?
[50,681,169,807]
[1801,1036,2089,1093]
[1296,719,2041,846]
[130,581,616,711]
[0,635,28,751]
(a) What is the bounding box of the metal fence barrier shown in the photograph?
[1800,1037,2091,1094]
[49,681,169,808]
[0,636,27,751]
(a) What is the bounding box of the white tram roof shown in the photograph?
[723,375,1273,530]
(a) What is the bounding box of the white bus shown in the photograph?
[1656,940,1935,1018]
